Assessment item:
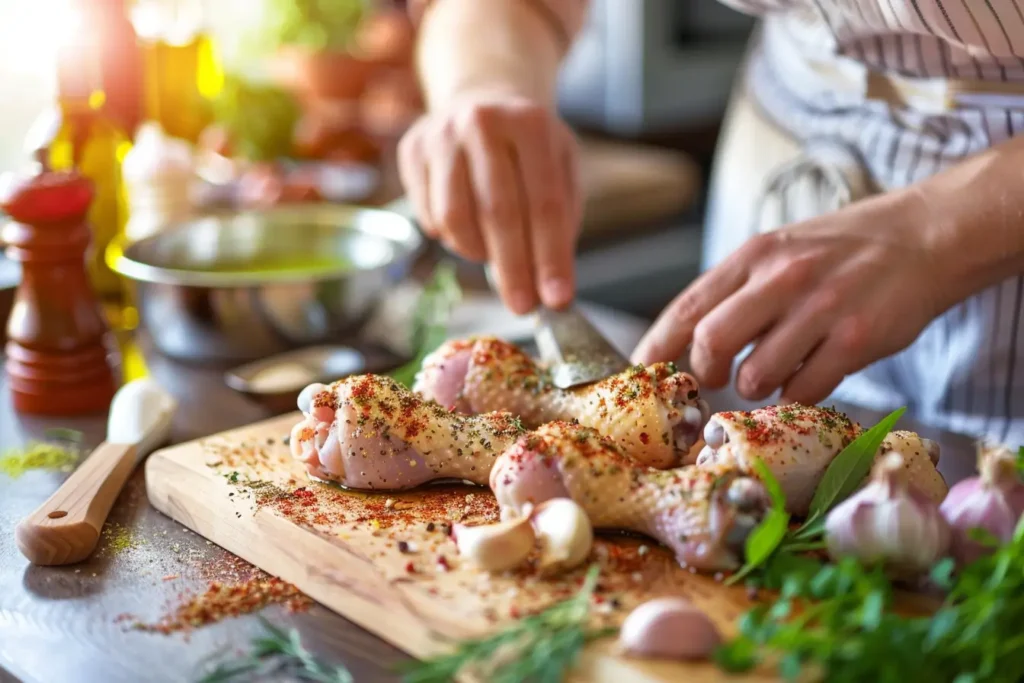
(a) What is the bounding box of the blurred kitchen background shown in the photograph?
[0,0,755,323]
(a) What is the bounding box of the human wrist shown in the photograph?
[906,171,1024,309]
[420,67,557,112]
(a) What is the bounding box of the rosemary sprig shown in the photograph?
[390,261,462,388]
[397,564,614,683]
[197,617,354,683]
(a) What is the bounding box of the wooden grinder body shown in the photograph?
[1,156,117,415]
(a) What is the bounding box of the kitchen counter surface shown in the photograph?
[0,288,979,683]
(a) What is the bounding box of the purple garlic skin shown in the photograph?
[619,597,721,660]
[825,452,951,578]
[939,445,1024,566]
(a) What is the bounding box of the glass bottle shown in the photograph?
[131,0,224,143]
[25,39,133,310]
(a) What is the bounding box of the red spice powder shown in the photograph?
[245,476,499,533]
[132,577,312,635]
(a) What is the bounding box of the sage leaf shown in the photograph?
[804,407,906,524]
[726,459,790,585]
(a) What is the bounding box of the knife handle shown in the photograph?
[16,442,136,566]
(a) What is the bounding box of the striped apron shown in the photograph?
[703,8,1024,448]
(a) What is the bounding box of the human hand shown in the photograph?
[397,89,582,314]
[631,192,952,405]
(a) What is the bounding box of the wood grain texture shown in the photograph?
[146,412,775,682]
[16,442,137,566]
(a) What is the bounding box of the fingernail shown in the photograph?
[510,291,535,315]
[541,277,573,308]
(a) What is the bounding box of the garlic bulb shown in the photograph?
[825,452,951,577]
[939,444,1024,565]
[531,498,593,574]
[454,511,536,573]
[619,597,721,660]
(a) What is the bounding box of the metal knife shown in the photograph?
[483,264,630,388]
[533,303,632,389]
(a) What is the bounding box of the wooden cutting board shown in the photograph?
[146,412,775,682]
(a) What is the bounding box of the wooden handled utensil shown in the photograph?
[16,378,178,566]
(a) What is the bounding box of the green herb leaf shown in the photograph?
[726,459,791,585]
[715,441,1024,683]
[803,407,906,526]
[197,617,353,683]
[390,261,462,388]
[967,527,1001,548]
[929,557,956,590]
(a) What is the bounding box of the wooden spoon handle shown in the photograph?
[16,441,137,566]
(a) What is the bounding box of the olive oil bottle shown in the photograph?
[26,40,132,309]
[132,0,224,143]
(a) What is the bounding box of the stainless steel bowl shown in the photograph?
[111,203,423,363]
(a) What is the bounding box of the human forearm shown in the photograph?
[412,0,587,108]
[908,134,1024,309]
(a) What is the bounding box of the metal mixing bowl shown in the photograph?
[111,203,423,363]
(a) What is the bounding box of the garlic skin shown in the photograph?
[531,498,594,574]
[619,597,721,660]
[825,452,951,578]
[940,444,1024,566]
[454,511,536,573]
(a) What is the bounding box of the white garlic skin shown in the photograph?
[453,515,536,573]
[825,452,951,577]
[531,498,594,574]
[619,597,721,660]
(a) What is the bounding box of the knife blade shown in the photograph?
[533,303,632,389]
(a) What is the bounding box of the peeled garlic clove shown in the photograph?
[619,597,721,660]
[530,498,594,574]
[454,516,536,573]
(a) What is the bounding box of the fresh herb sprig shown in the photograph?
[197,617,354,683]
[397,564,614,683]
[726,407,907,586]
[717,514,1024,682]
[390,261,462,388]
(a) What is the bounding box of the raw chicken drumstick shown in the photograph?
[490,421,772,572]
[413,336,711,468]
[696,404,948,516]
[289,375,526,489]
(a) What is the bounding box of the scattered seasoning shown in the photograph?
[0,441,80,478]
[132,577,312,635]
[102,523,144,556]
[397,541,411,553]
[405,561,416,574]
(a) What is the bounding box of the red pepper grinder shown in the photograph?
[1,149,117,415]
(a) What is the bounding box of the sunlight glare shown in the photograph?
[0,0,83,79]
